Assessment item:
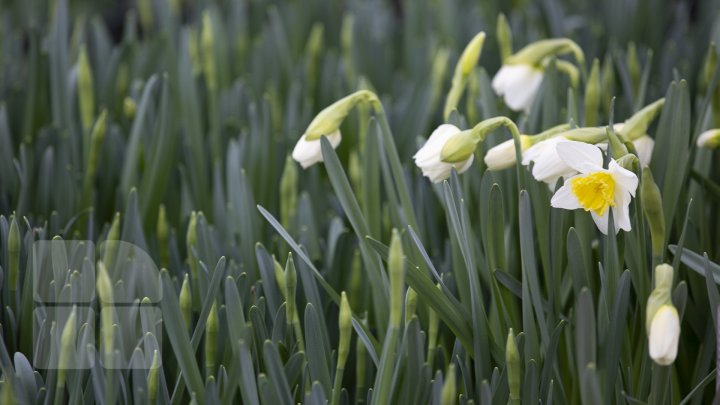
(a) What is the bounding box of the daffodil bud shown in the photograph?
[439,130,477,163]
[440,364,457,405]
[78,46,95,133]
[8,216,20,293]
[404,287,417,326]
[648,304,680,366]
[646,264,674,332]
[627,42,640,93]
[186,212,199,306]
[338,291,352,369]
[205,302,219,377]
[483,135,531,170]
[697,129,720,149]
[305,90,377,140]
[284,254,298,325]
[280,155,298,228]
[201,11,217,91]
[58,306,77,374]
[341,14,355,83]
[496,13,512,62]
[96,261,113,306]
[97,262,114,365]
[507,38,584,67]
[179,274,192,330]
[506,329,521,404]
[601,55,615,113]
[157,205,170,268]
[617,98,665,141]
[138,0,153,33]
[306,23,325,59]
[148,350,160,403]
[585,58,601,126]
[388,229,405,328]
[103,212,120,271]
[123,97,136,119]
[443,32,485,119]
[640,167,665,263]
[273,256,286,298]
[431,48,450,108]
[699,43,717,94]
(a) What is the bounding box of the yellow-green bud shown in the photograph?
[440,130,478,163]
[640,167,665,262]
[96,261,113,305]
[284,254,298,324]
[496,13,512,62]
[179,274,192,330]
[305,90,378,140]
[78,46,95,133]
[506,38,584,68]
[58,307,77,373]
[341,14,355,83]
[8,216,20,292]
[338,291,352,369]
[147,350,160,403]
[698,129,720,149]
[700,43,718,93]
[280,155,298,228]
[627,42,640,92]
[404,287,417,326]
[186,211,198,266]
[205,302,219,377]
[646,264,674,332]
[123,97,137,119]
[103,212,121,270]
[273,256,286,298]
[201,12,217,91]
[431,48,450,108]
[444,32,485,119]
[388,229,405,328]
[506,329,521,403]
[618,98,665,141]
[157,205,170,268]
[440,364,457,405]
[584,59,601,126]
[601,54,615,112]
[306,23,325,58]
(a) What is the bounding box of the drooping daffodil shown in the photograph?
[550,140,638,234]
[414,124,475,183]
[646,264,680,366]
[492,38,584,112]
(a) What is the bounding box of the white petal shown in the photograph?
[633,136,655,166]
[291,131,342,169]
[550,181,581,210]
[608,160,639,197]
[414,124,472,183]
[492,64,544,112]
[522,137,577,184]
[697,129,720,148]
[555,140,604,173]
[649,306,680,365]
[590,211,610,235]
[612,190,632,233]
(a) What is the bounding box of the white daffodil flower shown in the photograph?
[291,130,342,169]
[483,136,531,170]
[648,305,680,366]
[521,136,576,186]
[550,140,639,234]
[697,129,720,149]
[491,64,544,113]
[414,124,475,183]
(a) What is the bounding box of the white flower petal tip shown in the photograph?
[549,140,639,234]
[521,136,576,185]
[648,305,680,366]
[414,124,475,183]
[633,136,655,166]
[484,136,531,171]
[492,64,544,113]
[291,130,342,169]
[697,129,720,149]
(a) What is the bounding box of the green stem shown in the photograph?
[330,366,345,405]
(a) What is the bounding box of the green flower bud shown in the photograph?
[273,256,286,298]
[506,329,521,403]
[58,306,77,379]
[341,14,355,83]
[305,90,378,140]
[179,274,192,330]
[440,130,477,163]
[123,97,136,119]
[700,43,717,94]
[284,254,297,325]
[280,155,298,228]
[430,48,450,108]
[640,167,665,264]
[440,364,457,405]
[338,292,352,369]
[157,205,170,269]
[82,109,108,210]
[103,212,121,271]
[627,42,640,93]
[618,98,665,141]
[147,350,160,403]
[646,264,674,332]
[388,229,405,328]
[78,46,95,133]
[96,261,113,305]
[201,12,217,91]
[404,287,417,326]
[205,302,219,377]
[601,54,615,113]
[496,13,513,62]
[584,59,601,126]
[444,32,486,119]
